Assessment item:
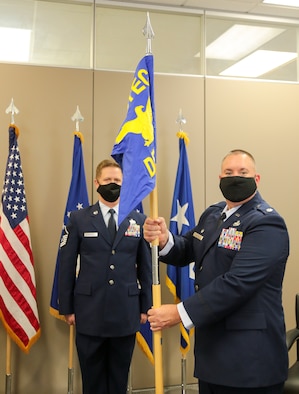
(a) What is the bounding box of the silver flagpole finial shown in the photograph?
[176,108,187,131]
[5,98,19,125]
[71,105,84,131]
[142,12,154,54]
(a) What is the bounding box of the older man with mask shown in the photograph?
[144,149,289,394]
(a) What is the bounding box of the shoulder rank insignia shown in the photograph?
[60,226,69,248]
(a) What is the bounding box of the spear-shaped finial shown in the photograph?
[176,108,187,131]
[142,12,154,55]
[71,105,84,132]
[5,98,19,124]
[176,108,189,144]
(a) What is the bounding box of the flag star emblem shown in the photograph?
[170,200,190,234]
[1,142,27,227]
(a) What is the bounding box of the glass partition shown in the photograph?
[95,7,202,74]
[0,0,93,68]
[205,15,299,81]
[0,0,298,81]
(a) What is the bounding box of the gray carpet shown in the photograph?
[129,384,198,393]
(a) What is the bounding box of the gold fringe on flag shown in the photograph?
[176,130,189,145]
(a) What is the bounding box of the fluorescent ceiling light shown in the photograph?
[201,24,285,61]
[0,27,31,62]
[263,0,299,7]
[220,50,297,77]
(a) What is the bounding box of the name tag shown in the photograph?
[193,231,203,241]
[84,232,98,237]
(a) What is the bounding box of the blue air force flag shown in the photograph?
[166,131,195,354]
[111,54,156,225]
[136,320,154,365]
[50,132,89,318]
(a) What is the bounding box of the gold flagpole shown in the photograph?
[177,109,188,394]
[67,107,84,394]
[4,99,19,394]
[5,335,12,394]
[143,13,164,394]
[68,325,74,394]
[150,187,164,394]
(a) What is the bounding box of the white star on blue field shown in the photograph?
[170,200,190,234]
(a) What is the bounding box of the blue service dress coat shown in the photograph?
[58,203,152,337]
[161,192,289,388]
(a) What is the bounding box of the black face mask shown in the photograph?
[97,183,121,202]
[219,176,257,202]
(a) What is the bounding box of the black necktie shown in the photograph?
[220,212,226,221]
[218,212,226,227]
[108,209,116,241]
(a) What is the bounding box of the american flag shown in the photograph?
[0,125,40,353]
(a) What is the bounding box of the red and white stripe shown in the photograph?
[0,205,40,353]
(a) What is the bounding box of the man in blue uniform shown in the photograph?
[144,149,289,394]
[58,159,152,394]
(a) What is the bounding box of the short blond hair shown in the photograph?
[95,159,121,179]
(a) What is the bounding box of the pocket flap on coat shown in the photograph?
[128,283,140,296]
[226,312,267,330]
[75,282,92,295]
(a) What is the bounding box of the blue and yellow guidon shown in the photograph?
[111,54,156,225]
